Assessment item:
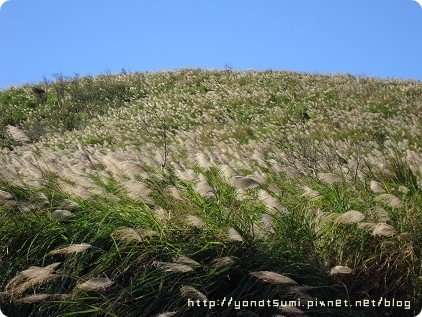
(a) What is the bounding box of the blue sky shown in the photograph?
[0,0,422,88]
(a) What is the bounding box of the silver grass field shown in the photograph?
[0,69,421,317]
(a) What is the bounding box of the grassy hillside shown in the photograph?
[0,69,421,317]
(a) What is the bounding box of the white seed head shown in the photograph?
[398,185,409,194]
[258,190,287,214]
[6,125,30,143]
[15,294,51,304]
[301,186,321,200]
[227,227,244,242]
[330,266,352,275]
[180,285,207,301]
[250,271,298,285]
[376,194,403,208]
[49,243,92,255]
[0,190,13,201]
[211,256,235,269]
[185,215,205,228]
[76,277,113,292]
[372,223,397,237]
[112,228,143,243]
[195,180,215,197]
[370,180,385,193]
[172,255,201,268]
[318,172,341,185]
[335,210,365,224]
[228,176,260,190]
[155,261,194,273]
[60,199,79,211]
[51,209,74,221]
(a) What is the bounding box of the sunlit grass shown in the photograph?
[0,69,421,317]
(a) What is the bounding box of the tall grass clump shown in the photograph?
[0,69,421,317]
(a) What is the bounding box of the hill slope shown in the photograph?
[0,69,421,317]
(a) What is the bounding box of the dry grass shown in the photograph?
[76,277,113,292]
[250,271,298,285]
[0,69,420,317]
[49,243,92,255]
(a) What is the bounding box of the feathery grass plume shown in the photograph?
[195,180,215,197]
[267,159,283,172]
[155,312,177,317]
[211,256,235,269]
[255,213,277,237]
[260,213,275,232]
[227,227,244,242]
[58,181,92,199]
[76,277,113,292]
[172,255,201,268]
[372,207,390,222]
[314,210,338,229]
[175,168,198,181]
[51,209,75,221]
[398,185,409,194]
[267,184,282,197]
[180,285,207,301]
[123,180,153,203]
[253,223,265,239]
[0,195,17,208]
[250,271,298,285]
[5,262,62,291]
[60,199,79,211]
[119,161,148,179]
[152,208,172,223]
[185,215,205,228]
[168,186,184,201]
[49,243,92,255]
[6,125,30,143]
[370,180,385,193]
[101,153,123,177]
[335,210,365,224]
[258,190,287,214]
[330,266,352,275]
[372,223,397,237]
[112,228,143,243]
[14,294,51,304]
[0,166,22,187]
[235,188,249,201]
[16,201,32,212]
[376,194,403,208]
[5,263,62,296]
[139,155,157,169]
[219,164,237,180]
[136,228,159,238]
[278,305,308,316]
[317,172,341,185]
[103,193,121,202]
[249,170,267,185]
[0,189,13,201]
[194,152,212,169]
[154,261,194,273]
[228,176,260,190]
[301,186,321,200]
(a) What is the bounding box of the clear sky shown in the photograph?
[1,0,422,88]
